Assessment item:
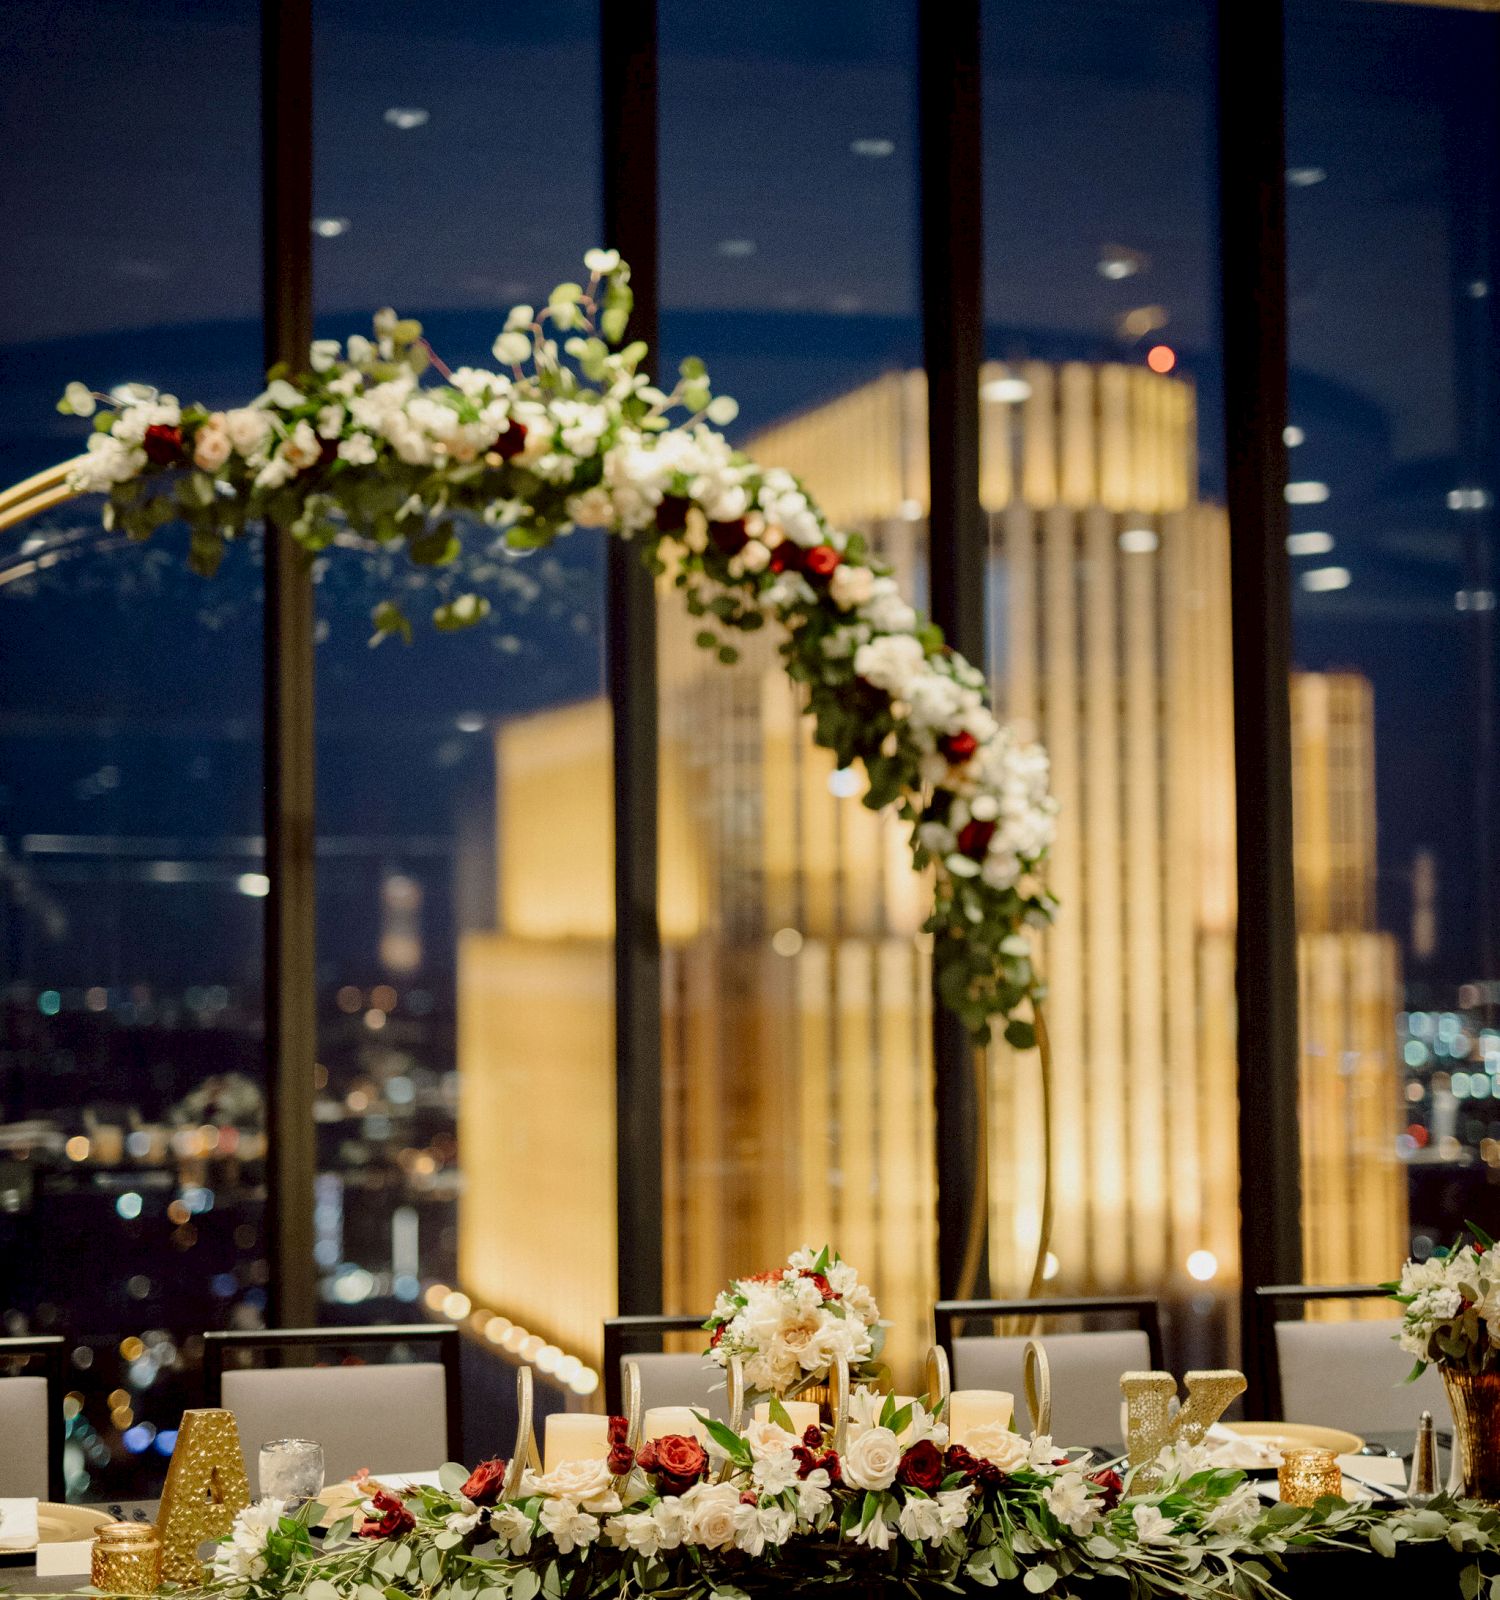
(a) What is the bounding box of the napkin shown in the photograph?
[0,1499,39,1551]
[1203,1425,1281,1469]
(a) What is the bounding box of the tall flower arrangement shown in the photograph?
[54,253,1055,1044]
[1390,1225,1500,1375]
[703,1246,883,1396]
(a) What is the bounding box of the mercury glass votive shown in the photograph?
[91,1521,163,1594]
[1277,1446,1342,1506]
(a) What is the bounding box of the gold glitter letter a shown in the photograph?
[157,1407,252,1583]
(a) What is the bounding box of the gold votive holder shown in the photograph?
[92,1521,163,1594]
[1277,1446,1342,1506]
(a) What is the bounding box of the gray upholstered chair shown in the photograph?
[935,1297,1163,1449]
[204,1326,460,1485]
[0,1335,65,1500]
[1256,1285,1448,1435]
[603,1315,727,1420]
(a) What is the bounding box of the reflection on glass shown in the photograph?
[0,0,263,1499]
[1286,0,1500,1285]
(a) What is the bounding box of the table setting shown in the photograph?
[0,1240,1497,1599]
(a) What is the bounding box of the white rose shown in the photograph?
[683,1482,742,1550]
[225,407,273,458]
[193,422,232,473]
[278,420,322,472]
[841,1425,901,1491]
[533,1456,620,1514]
[962,1422,1028,1471]
[742,1417,799,1460]
[829,563,876,610]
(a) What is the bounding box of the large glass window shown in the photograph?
[981,1,1233,1365]
[310,0,611,1394]
[656,0,934,1377]
[0,0,263,1496]
[1285,0,1500,1278]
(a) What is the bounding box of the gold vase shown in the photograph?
[1442,1368,1500,1503]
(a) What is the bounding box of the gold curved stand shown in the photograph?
[0,459,88,536]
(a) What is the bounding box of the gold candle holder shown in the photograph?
[91,1521,163,1594]
[1277,1446,1342,1506]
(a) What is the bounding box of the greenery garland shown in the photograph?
[54,252,1056,1044]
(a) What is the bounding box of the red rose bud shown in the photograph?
[767,543,798,574]
[1087,1468,1123,1510]
[607,1415,630,1447]
[359,1489,417,1539]
[491,420,528,459]
[459,1458,508,1506]
[801,1425,825,1448]
[799,1270,835,1300]
[656,493,692,533]
[318,435,340,466]
[791,1445,842,1484]
[710,1323,726,1347]
[943,1444,1001,1487]
[803,545,841,577]
[607,1444,635,1476]
[897,1439,945,1493]
[142,424,185,466]
[940,730,979,763]
[708,517,749,555]
[956,818,996,857]
[740,1490,760,1506]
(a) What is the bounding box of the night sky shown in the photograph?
[1,0,1497,994]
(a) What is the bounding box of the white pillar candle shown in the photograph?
[948,1389,1014,1444]
[642,1406,707,1444]
[753,1400,821,1435]
[543,1412,609,1473]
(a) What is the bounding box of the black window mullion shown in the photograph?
[1215,0,1302,1413]
[920,0,990,1301]
[260,0,318,1330]
[602,0,664,1318]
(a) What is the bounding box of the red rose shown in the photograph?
[637,1433,708,1494]
[803,545,841,578]
[708,517,749,555]
[359,1489,416,1539]
[607,1415,630,1447]
[656,493,692,533]
[491,420,528,459]
[943,1444,1003,1488]
[940,731,979,763]
[801,1424,824,1449]
[897,1439,945,1493]
[459,1457,508,1506]
[608,1442,635,1475]
[740,1489,759,1506]
[957,818,996,857]
[1087,1468,1123,1510]
[142,424,185,466]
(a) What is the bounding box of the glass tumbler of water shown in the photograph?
[259,1438,325,1509]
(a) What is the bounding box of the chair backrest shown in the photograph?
[603,1315,714,1415]
[0,1336,65,1500]
[1274,1317,1447,1435]
[206,1326,459,1486]
[951,1329,1150,1448]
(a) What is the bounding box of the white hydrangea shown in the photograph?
[853,633,927,698]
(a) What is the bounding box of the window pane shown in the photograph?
[0,0,263,1497]
[981,2,1233,1363]
[311,0,611,1396]
[1286,0,1500,1278]
[657,1,934,1374]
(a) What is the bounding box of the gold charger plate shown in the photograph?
[1222,1421,1365,1456]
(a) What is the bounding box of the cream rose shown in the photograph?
[225,407,273,458]
[841,1424,901,1491]
[532,1456,619,1514]
[682,1482,741,1550]
[193,421,232,472]
[742,1417,799,1460]
[962,1421,1028,1471]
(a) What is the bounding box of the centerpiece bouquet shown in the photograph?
[703,1245,884,1398]
[1390,1222,1500,1501]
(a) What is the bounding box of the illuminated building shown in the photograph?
[457,360,1250,1381]
[1289,672,1407,1296]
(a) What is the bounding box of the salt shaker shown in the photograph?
[1408,1409,1440,1505]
